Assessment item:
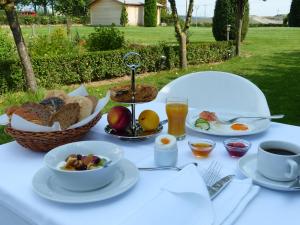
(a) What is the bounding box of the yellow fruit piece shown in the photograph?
[138,110,160,131]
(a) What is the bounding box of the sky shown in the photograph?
[174,0,292,17]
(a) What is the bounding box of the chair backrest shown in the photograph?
[156,71,270,115]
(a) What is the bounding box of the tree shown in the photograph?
[36,0,49,15]
[289,0,300,27]
[0,0,37,92]
[168,0,194,69]
[55,0,88,36]
[212,0,249,41]
[120,3,128,27]
[144,0,157,27]
[234,0,248,56]
[158,0,167,16]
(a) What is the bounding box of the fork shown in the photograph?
[202,161,222,186]
[218,114,284,124]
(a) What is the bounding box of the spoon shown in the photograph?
[138,162,198,171]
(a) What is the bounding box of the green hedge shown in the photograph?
[0,42,234,93]
[0,14,89,25]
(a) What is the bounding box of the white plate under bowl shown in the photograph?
[186,110,270,137]
[32,159,139,203]
[238,154,299,191]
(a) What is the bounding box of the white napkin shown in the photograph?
[0,114,9,126]
[120,165,259,225]
[213,178,260,225]
[121,165,214,225]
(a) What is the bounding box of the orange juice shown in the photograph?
[166,102,188,139]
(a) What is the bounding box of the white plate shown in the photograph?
[32,159,139,203]
[186,110,270,136]
[238,154,299,191]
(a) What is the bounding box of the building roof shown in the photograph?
[89,0,163,7]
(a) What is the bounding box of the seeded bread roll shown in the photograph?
[66,96,93,121]
[13,103,52,126]
[49,103,80,130]
[40,97,65,112]
[45,90,69,101]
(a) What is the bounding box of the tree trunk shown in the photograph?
[43,4,47,15]
[168,0,193,69]
[4,3,37,92]
[179,33,188,69]
[51,1,54,16]
[235,0,245,56]
[66,16,72,38]
[235,17,243,56]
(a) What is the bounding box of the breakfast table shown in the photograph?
[0,102,300,225]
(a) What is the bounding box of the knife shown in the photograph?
[208,175,234,200]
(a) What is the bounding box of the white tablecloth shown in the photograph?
[1,102,300,225]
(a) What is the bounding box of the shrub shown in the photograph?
[161,12,173,25]
[212,0,249,41]
[0,42,234,93]
[0,29,16,60]
[28,28,79,57]
[40,16,49,25]
[87,27,125,51]
[289,0,300,27]
[120,3,128,27]
[22,16,35,25]
[144,0,157,27]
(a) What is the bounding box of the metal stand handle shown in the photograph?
[123,52,142,135]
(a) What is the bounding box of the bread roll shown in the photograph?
[86,96,98,113]
[49,103,80,130]
[66,96,93,121]
[5,106,19,118]
[40,97,65,112]
[13,103,52,126]
[45,90,69,101]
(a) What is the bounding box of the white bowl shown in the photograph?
[44,141,124,191]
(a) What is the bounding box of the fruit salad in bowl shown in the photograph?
[44,141,123,191]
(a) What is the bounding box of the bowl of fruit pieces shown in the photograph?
[44,141,124,191]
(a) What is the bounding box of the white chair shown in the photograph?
[156,71,270,116]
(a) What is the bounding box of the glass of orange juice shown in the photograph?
[166,97,188,140]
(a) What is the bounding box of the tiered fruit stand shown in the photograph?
[104,52,164,140]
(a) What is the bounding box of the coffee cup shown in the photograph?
[257,140,300,181]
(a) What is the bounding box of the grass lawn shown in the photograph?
[1,26,300,144]
[4,25,214,44]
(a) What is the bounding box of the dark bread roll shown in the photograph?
[40,97,65,112]
[49,103,80,130]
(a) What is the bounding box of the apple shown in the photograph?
[107,106,132,130]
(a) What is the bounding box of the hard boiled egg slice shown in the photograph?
[155,134,177,150]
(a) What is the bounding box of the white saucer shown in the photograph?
[32,159,139,203]
[238,154,299,191]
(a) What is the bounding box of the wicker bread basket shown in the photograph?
[5,112,102,152]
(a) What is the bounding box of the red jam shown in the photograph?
[226,142,248,157]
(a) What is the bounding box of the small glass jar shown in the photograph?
[154,134,178,167]
[223,138,251,158]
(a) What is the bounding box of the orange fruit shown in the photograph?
[138,110,160,131]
